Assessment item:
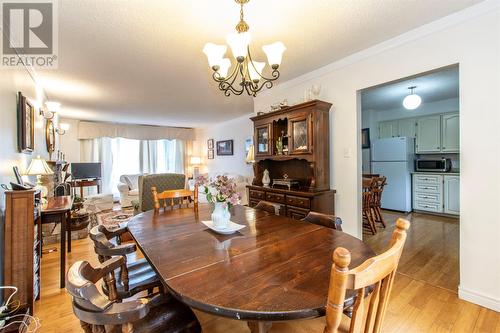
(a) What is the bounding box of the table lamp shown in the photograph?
[245,144,255,164]
[26,155,54,198]
[190,156,202,178]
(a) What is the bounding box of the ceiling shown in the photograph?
[36,0,482,127]
[361,66,460,111]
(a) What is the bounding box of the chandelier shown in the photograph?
[203,0,286,97]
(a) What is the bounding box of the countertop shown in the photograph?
[412,170,460,175]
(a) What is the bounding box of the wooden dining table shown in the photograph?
[127,204,375,333]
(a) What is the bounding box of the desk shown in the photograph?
[69,179,101,199]
[128,205,374,333]
[41,196,73,288]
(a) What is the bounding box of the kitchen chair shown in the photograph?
[152,186,198,213]
[370,176,387,228]
[89,225,161,300]
[362,178,377,235]
[254,200,280,215]
[301,211,343,231]
[66,257,201,333]
[324,218,410,333]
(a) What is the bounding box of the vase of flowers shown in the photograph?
[196,175,241,229]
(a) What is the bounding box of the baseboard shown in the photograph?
[458,286,500,312]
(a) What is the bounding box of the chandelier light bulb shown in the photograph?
[248,61,265,82]
[203,43,227,68]
[262,42,286,67]
[402,86,422,110]
[227,32,251,61]
[59,123,70,131]
[217,58,232,78]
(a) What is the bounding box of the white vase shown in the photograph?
[212,202,231,229]
[262,169,271,187]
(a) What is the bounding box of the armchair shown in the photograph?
[117,174,143,207]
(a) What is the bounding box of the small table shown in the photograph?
[41,196,73,288]
[128,205,375,333]
[69,179,101,199]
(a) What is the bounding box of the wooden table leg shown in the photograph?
[248,321,272,333]
[60,212,66,289]
[67,211,71,253]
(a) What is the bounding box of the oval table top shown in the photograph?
[127,205,375,321]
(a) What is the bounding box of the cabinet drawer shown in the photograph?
[285,195,310,209]
[414,183,441,194]
[249,199,260,207]
[286,206,309,220]
[266,192,285,204]
[414,201,442,213]
[249,189,265,200]
[414,192,441,203]
[413,174,441,184]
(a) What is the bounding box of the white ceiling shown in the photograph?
[361,66,459,111]
[36,0,482,127]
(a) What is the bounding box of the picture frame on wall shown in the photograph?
[17,92,35,154]
[207,149,214,159]
[207,138,214,150]
[361,128,370,149]
[216,140,234,156]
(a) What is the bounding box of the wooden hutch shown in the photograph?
[247,100,335,219]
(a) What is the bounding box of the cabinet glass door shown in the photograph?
[255,124,271,155]
[289,115,311,154]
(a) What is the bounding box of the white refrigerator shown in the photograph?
[371,137,414,213]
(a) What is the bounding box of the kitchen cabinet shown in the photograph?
[379,120,398,138]
[444,175,460,214]
[442,113,460,153]
[398,118,416,138]
[416,115,441,153]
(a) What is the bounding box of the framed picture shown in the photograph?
[216,140,234,156]
[207,139,214,150]
[207,149,214,159]
[361,128,370,149]
[17,92,34,153]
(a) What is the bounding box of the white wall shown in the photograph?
[253,2,499,311]
[194,114,253,177]
[58,118,81,163]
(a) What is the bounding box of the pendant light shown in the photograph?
[403,86,422,110]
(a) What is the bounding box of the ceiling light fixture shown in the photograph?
[402,86,422,110]
[203,0,286,97]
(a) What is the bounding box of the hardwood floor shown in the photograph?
[33,213,499,333]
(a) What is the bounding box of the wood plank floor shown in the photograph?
[33,211,499,332]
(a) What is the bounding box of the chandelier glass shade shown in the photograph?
[203,0,286,97]
[402,86,422,110]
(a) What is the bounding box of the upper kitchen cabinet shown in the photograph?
[398,118,416,138]
[416,115,441,153]
[442,113,460,153]
[378,120,398,138]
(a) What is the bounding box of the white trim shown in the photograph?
[258,0,500,97]
[458,286,500,312]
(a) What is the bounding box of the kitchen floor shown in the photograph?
[364,210,459,292]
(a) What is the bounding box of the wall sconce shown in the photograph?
[56,122,70,135]
[40,101,61,119]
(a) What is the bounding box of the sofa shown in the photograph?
[188,173,252,206]
[117,174,143,207]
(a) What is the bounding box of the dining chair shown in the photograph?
[66,257,201,333]
[301,211,343,231]
[362,178,377,235]
[152,186,198,213]
[370,176,387,228]
[254,200,280,215]
[324,218,411,333]
[89,225,161,300]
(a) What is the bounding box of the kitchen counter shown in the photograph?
[412,171,460,175]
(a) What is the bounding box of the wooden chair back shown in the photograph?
[254,200,280,215]
[324,218,411,333]
[301,212,343,231]
[151,186,198,213]
[370,176,387,208]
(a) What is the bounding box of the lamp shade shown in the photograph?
[45,101,61,113]
[248,61,265,82]
[59,123,70,131]
[227,32,251,60]
[262,41,286,67]
[245,144,255,163]
[26,156,54,176]
[403,94,422,110]
[203,43,227,68]
[190,156,202,165]
[217,58,232,78]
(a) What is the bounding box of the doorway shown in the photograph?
[359,65,460,292]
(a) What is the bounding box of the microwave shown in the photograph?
[415,158,452,172]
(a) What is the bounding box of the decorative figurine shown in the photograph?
[262,169,271,187]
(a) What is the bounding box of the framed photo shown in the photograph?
[17,92,34,153]
[207,149,214,159]
[361,128,370,149]
[216,140,234,156]
[207,139,214,150]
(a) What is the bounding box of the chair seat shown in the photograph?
[130,293,201,333]
[102,258,161,299]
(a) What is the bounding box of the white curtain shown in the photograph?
[81,137,185,196]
